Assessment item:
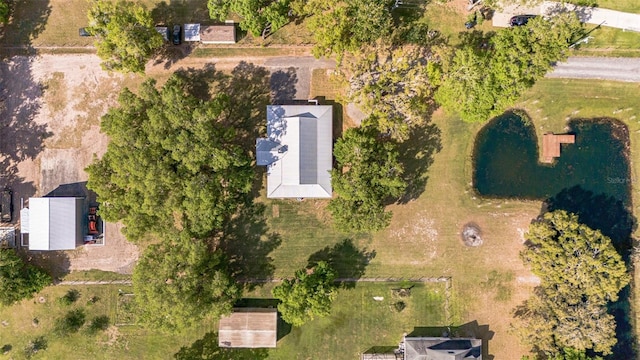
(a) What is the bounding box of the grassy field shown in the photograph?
[0,284,217,359]
[246,282,456,359]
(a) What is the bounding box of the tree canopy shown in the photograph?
[433,13,583,122]
[86,73,254,242]
[0,249,51,306]
[208,0,291,37]
[272,261,337,326]
[87,0,163,73]
[303,0,394,60]
[0,0,9,23]
[328,124,406,232]
[514,210,629,356]
[347,43,435,140]
[133,235,240,331]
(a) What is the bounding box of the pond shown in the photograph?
[473,111,630,205]
[473,111,635,359]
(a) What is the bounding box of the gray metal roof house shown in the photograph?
[257,105,333,198]
[403,337,482,360]
[23,197,83,251]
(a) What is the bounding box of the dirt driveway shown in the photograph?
[1,54,139,274]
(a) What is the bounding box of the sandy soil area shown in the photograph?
[1,54,139,274]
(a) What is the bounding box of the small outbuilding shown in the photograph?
[22,197,83,251]
[218,308,278,348]
[200,23,236,44]
[183,23,201,42]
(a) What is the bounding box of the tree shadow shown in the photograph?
[0,0,52,53]
[543,1,595,23]
[220,61,271,151]
[307,239,375,288]
[396,122,442,204]
[457,29,495,52]
[173,332,269,360]
[218,203,281,290]
[544,186,635,257]
[270,67,298,104]
[543,186,637,359]
[0,55,52,215]
[173,63,228,101]
[21,250,71,281]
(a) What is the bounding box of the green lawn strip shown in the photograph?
[240,282,450,359]
[61,270,131,282]
[578,25,640,52]
[0,285,210,359]
[595,0,640,13]
[263,199,371,278]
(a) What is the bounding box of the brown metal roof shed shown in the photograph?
[200,24,236,44]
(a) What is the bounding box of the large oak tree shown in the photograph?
[0,249,51,306]
[514,210,629,356]
[329,124,406,232]
[133,235,240,331]
[87,0,163,73]
[86,73,254,242]
[433,12,583,122]
[272,261,337,326]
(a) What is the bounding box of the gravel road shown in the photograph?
[547,56,640,82]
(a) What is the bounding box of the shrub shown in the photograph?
[24,336,47,358]
[394,301,406,312]
[59,289,80,306]
[55,309,86,336]
[88,315,110,334]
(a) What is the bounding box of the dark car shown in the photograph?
[510,14,536,27]
[79,27,91,37]
[1,188,12,223]
[172,25,181,45]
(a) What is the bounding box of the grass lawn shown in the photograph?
[244,282,456,359]
[0,284,216,359]
[596,0,640,13]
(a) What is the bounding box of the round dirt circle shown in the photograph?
[461,222,483,247]
[38,297,46,304]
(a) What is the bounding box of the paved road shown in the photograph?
[493,1,640,31]
[547,56,640,82]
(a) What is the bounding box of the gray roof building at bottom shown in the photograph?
[257,105,333,198]
[26,197,83,251]
[404,337,482,360]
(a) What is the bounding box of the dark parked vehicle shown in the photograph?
[510,14,536,26]
[1,188,12,223]
[172,25,181,45]
[79,27,91,37]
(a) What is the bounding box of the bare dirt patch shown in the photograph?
[3,54,140,273]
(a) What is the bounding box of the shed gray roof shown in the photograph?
[404,337,482,360]
[27,197,83,251]
[258,105,333,198]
